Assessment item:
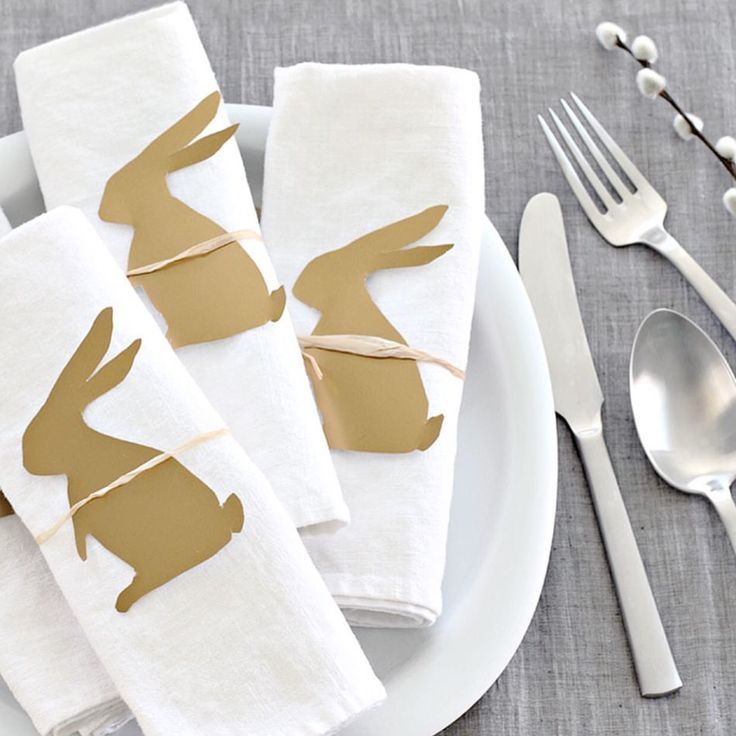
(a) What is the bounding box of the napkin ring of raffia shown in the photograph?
[35,428,230,545]
[126,229,261,277]
[298,334,465,381]
[126,230,464,382]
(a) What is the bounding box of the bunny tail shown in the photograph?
[223,493,245,533]
[270,286,286,322]
[418,414,444,451]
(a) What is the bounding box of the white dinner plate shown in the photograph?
[0,104,557,736]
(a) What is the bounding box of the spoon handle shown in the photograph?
[709,488,736,555]
[574,423,682,698]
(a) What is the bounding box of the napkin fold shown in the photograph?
[0,209,132,736]
[261,63,485,626]
[14,1,346,532]
[0,207,384,736]
[0,518,132,736]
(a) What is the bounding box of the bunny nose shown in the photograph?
[98,182,127,224]
[98,195,116,221]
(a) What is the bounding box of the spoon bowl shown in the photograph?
[630,308,736,550]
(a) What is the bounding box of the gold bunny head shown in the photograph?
[23,308,141,477]
[99,92,238,226]
[294,205,452,329]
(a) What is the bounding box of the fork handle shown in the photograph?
[644,229,736,342]
[574,423,682,698]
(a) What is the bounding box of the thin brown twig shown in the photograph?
[615,36,736,180]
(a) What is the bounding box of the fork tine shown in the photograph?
[560,98,630,200]
[570,92,649,191]
[548,108,616,210]
[537,114,603,225]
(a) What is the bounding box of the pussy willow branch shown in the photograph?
[615,36,736,180]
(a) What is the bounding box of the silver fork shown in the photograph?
[540,93,736,342]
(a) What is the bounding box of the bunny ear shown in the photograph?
[57,307,115,389]
[349,205,449,257]
[167,124,239,173]
[84,338,142,401]
[376,243,454,270]
[146,91,222,156]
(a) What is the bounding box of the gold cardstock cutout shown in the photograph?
[99,92,285,348]
[0,492,12,518]
[22,308,245,612]
[294,205,454,453]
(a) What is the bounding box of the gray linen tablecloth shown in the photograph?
[1,1,735,733]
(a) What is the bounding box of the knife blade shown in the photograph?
[518,192,682,698]
[518,192,602,432]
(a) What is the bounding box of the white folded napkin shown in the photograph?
[0,518,132,736]
[261,63,485,626]
[0,208,132,736]
[14,1,346,532]
[0,207,384,735]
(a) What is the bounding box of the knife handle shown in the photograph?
[574,424,682,698]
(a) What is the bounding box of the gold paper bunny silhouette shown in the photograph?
[0,492,12,518]
[22,308,244,612]
[294,205,453,453]
[99,92,285,348]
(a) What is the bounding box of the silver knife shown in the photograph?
[519,192,682,698]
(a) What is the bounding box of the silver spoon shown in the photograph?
[630,308,736,553]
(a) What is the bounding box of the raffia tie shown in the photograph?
[127,230,262,277]
[298,334,465,381]
[35,428,230,545]
[125,232,462,382]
